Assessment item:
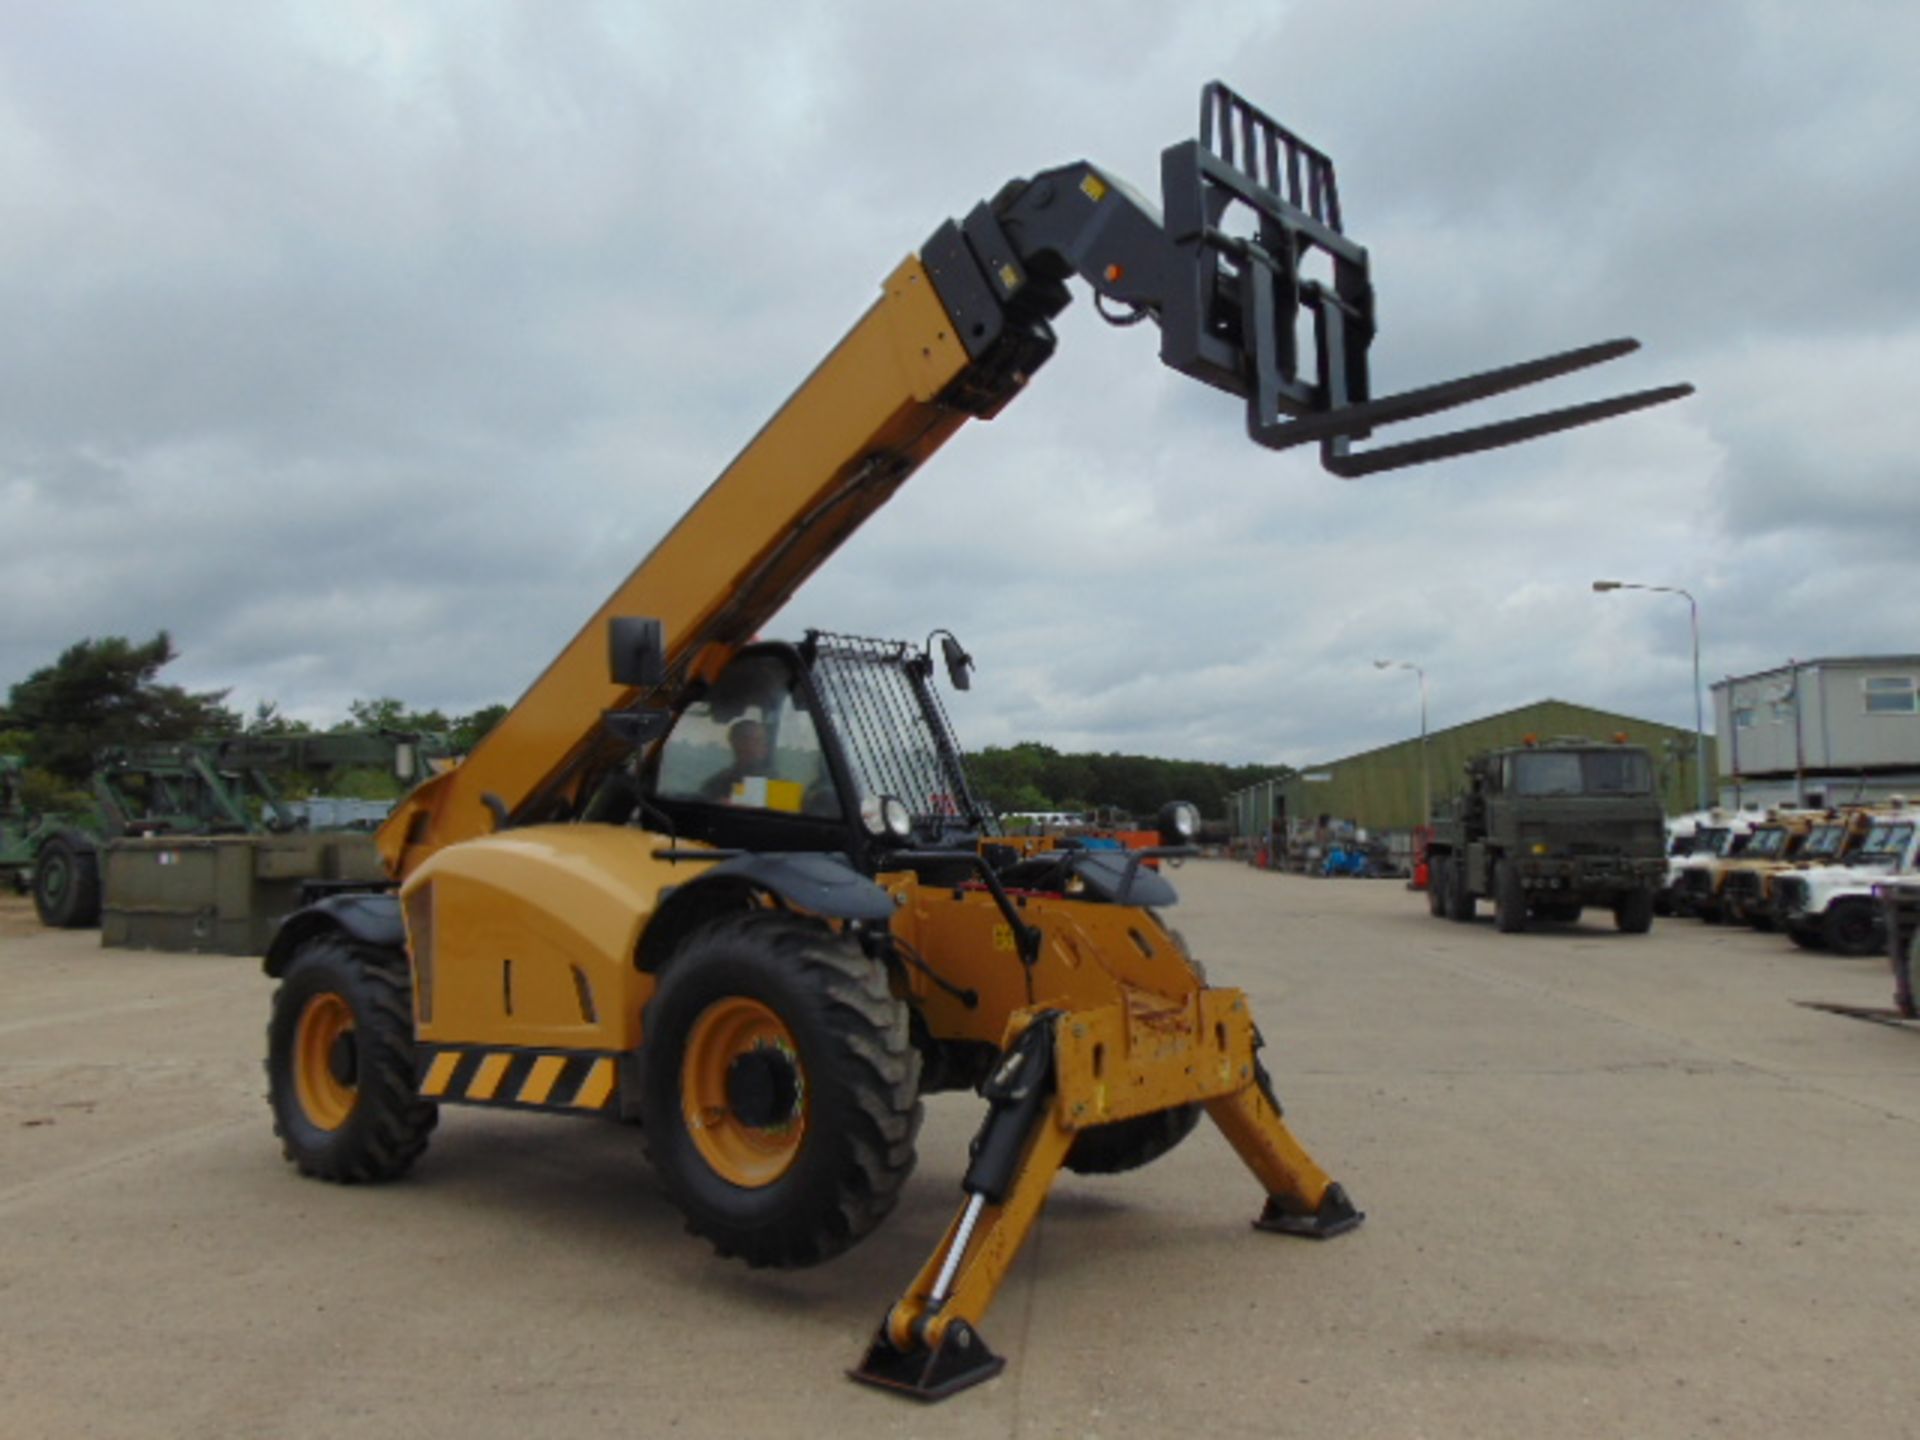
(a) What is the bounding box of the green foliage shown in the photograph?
[17,765,92,816]
[4,633,239,784]
[966,742,1287,820]
[347,696,450,734]
[245,701,314,737]
[451,703,509,754]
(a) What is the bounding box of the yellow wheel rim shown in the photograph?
[293,993,357,1132]
[681,997,807,1187]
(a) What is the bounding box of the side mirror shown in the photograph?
[609,616,666,688]
[392,743,417,783]
[939,633,973,692]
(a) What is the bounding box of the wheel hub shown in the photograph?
[726,1046,801,1130]
[681,995,809,1187]
[327,1031,359,1087]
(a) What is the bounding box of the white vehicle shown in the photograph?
[1667,811,1758,919]
[1772,813,1920,956]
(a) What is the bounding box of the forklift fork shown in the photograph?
[849,990,1361,1401]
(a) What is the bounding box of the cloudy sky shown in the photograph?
[3,1,1915,770]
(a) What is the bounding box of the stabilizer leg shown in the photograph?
[850,1016,1074,1402]
[1206,1061,1365,1238]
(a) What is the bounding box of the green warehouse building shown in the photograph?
[1227,698,1716,846]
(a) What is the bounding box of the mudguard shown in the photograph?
[263,891,403,977]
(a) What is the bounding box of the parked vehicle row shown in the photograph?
[1659,800,1916,958]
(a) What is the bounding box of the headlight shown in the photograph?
[1157,800,1200,845]
[860,795,913,842]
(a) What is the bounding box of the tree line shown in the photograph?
[0,634,505,811]
[2,635,1287,820]
[964,741,1287,822]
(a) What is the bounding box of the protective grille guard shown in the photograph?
[939,81,1692,478]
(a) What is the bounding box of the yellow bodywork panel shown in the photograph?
[401,824,700,1050]
[379,258,973,880]
[883,874,1201,1047]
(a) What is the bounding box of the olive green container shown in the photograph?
[100,834,387,956]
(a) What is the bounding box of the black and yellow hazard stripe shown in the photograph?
[417,1045,620,1115]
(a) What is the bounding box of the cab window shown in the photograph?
[654,655,840,817]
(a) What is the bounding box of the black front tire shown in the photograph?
[1494,861,1527,934]
[1614,888,1655,934]
[640,911,921,1269]
[1426,860,1447,918]
[33,833,101,929]
[1446,856,1475,923]
[265,933,437,1182]
[1823,900,1883,958]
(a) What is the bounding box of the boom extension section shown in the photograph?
[378,80,1687,875]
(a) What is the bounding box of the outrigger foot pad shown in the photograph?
[849,1321,1005,1402]
[1254,1181,1365,1239]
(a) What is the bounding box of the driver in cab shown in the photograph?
[700,718,772,802]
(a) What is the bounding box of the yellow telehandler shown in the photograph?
[261,82,1689,1399]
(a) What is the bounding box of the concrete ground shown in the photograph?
[1,865,1914,1440]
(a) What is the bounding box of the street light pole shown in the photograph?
[1374,659,1430,828]
[1592,580,1708,811]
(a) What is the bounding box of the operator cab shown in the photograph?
[635,633,994,868]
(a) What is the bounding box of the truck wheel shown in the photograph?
[1786,926,1826,951]
[265,933,437,1182]
[1427,860,1447,917]
[1493,861,1527,933]
[1446,857,1475,923]
[1614,889,1655,934]
[32,833,101,929]
[640,911,921,1269]
[1822,899,1883,958]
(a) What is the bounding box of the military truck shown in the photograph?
[1426,737,1665,934]
[11,733,442,934]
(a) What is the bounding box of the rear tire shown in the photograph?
[1614,888,1655,934]
[265,933,437,1181]
[1065,1104,1201,1176]
[1426,860,1447,917]
[1494,860,1527,934]
[32,834,101,929]
[1823,899,1883,958]
[640,911,921,1269]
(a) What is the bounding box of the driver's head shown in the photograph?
[728,718,770,770]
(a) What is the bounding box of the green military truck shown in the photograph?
[1426,737,1666,934]
[5,733,443,938]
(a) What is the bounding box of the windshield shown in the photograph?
[1744,828,1789,858]
[1856,820,1915,860]
[806,632,990,836]
[1800,825,1844,857]
[654,653,840,817]
[1511,749,1653,797]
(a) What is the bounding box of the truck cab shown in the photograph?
[1428,737,1666,934]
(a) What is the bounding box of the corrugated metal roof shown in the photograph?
[1230,698,1714,833]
